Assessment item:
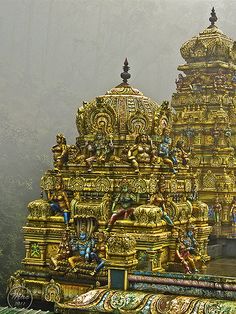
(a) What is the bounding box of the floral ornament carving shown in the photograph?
[30,243,41,258]
[28,199,51,218]
[107,234,136,254]
[68,177,85,191]
[40,175,55,190]
[133,205,163,225]
[128,110,149,135]
[95,177,111,192]
[44,279,63,303]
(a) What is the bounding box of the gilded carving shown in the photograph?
[44,279,63,303]
[107,234,136,254]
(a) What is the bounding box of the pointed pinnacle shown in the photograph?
[120,58,131,84]
[209,7,217,28]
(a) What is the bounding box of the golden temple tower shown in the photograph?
[172,8,236,236]
[8,60,211,306]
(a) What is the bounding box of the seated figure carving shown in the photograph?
[158,134,177,173]
[51,231,71,270]
[128,134,158,173]
[85,132,118,171]
[175,229,199,274]
[106,181,138,231]
[68,223,95,270]
[68,223,105,275]
[149,176,174,227]
[175,140,191,166]
[47,179,70,223]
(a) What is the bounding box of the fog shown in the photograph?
[0,0,235,300]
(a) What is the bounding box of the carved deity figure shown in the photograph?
[68,223,96,270]
[175,140,191,166]
[175,229,198,274]
[85,132,117,171]
[90,232,106,276]
[230,197,236,224]
[212,124,220,147]
[149,176,173,226]
[51,231,71,270]
[128,134,158,173]
[158,135,177,173]
[213,196,222,224]
[189,178,198,202]
[52,133,69,170]
[71,137,85,164]
[175,73,184,90]
[47,179,70,223]
[106,182,138,231]
[68,223,105,275]
[183,126,195,146]
[224,126,232,147]
[185,224,198,254]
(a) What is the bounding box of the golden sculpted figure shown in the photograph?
[52,133,69,170]
[213,196,222,224]
[128,134,158,172]
[175,231,198,274]
[106,181,138,231]
[149,176,173,226]
[85,132,117,171]
[47,178,70,224]
[230,197,236,225]
[51,231,71,270]
[175,140,191,166]
[158,134,177,173]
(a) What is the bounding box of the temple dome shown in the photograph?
[180,9,236,63]
[76,60,167,138]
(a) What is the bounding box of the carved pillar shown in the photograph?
[147,248,164,272]
[106,233,138,291]
[24,240,31,259]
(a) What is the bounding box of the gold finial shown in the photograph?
[120,58,131,84]
[209,7,217,28]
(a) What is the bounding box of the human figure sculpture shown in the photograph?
[175,73,184,90]
[184,126,195,146]
[158,135,177,173]
[52,133,69,170]
[224,126,232,147]
[47,179,70,223]
[68,225,105,275]
[230,197,236,224]
[68,224,95,271]
[176,235,199,274]
[176,140,191,166]
[128,134,158,173]
[188,178,198,202]
[51,231,71,270]
[71,137,85,164]
[212,124,220,147]
[213,196,222,224]
[149,176,173,227]
[185,224,198,255]
[85,132,115,171]
[106,182,138,231]
[89,232,106,276]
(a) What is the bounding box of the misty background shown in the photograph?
[0,0,236,302]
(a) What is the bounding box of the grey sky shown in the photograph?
[1,0,235,143]
[0,0,235,196]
